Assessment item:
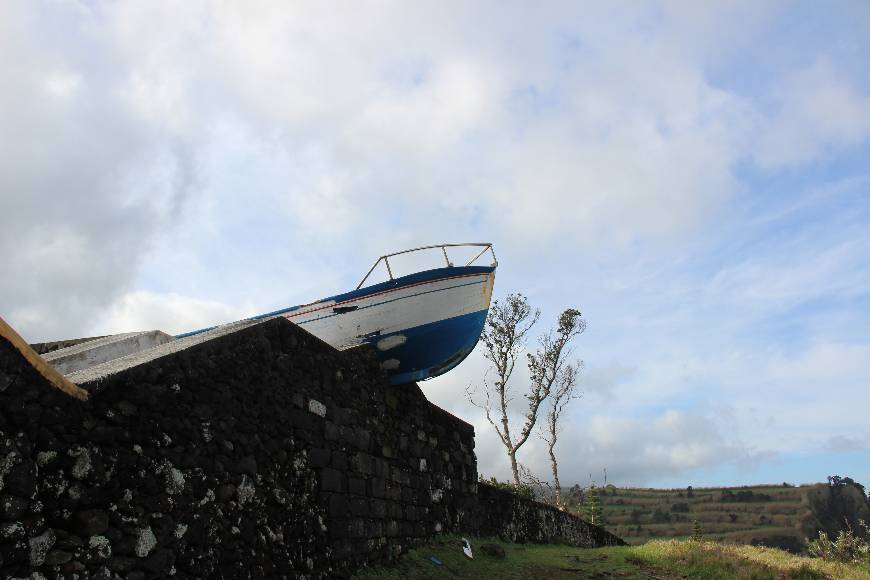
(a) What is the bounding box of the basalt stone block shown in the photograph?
[328,494,348,516]
[330,451,347,471]
[308,448,330,468]
[0,495,29,520]
[349,498,369,517]
[1,537,30,564]
[143,547,175,574]
[44,548,73,565]
[324,421,340,441]
[5,461,37,498]
[351,453,374,475]
[351,429,370,451]
[320,468,344,492]
[108,555,137,573]
[216,483,236,503]
[236,455,258,476]
[367,478,386,499]
[328,519,348,540]
[75,509,109,536]
[348,477,366,496]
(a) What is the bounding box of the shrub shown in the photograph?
[807,519,870,564]
[671,502,691,513]
[652,508,672,523]
[479,475,535,500]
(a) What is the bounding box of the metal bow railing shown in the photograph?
[355,243,497,289]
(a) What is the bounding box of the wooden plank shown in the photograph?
[0,315,89,401]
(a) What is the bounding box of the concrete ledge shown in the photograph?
[67,319,262,386]
[43,330,175,375]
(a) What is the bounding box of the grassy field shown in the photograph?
[352,534,870,579]
[579,483,819,551]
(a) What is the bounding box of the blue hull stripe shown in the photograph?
[367,309,489,385]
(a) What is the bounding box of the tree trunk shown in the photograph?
[549,440,562,508]
[509,449,520,485]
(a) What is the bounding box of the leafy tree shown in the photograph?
[468,295,585,492]
[534,308,585,507]
[828,475,867,499]
[466,293,540,484]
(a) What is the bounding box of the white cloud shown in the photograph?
[2,1,869,487]
[93,290,256,336]
[755,59,870,168]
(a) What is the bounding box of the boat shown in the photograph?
[179,243,498,385]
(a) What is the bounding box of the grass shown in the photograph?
[352,535,870,579]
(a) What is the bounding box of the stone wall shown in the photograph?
[475,484,624,547]
[1,315,619,579]
[1,317,478,578]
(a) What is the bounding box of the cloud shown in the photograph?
[755,59,870,168]
[2,1,870,488]
[468,407,759,487]
[92,290,256,336]
[822,435,867,453]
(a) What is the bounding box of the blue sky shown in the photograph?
[1,1,869,488]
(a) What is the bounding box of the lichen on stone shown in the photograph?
[68,446,92,480]
[135,526,157,558]
[198,488,215,507]
[29,528,57,566]
[0,450,19,492]
[88,534,112,559]
[36,450,57,467]
[308,399,327,417]
[155,459,185,495]
[237,475,255,505]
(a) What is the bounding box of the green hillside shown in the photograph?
[561,482,870,552]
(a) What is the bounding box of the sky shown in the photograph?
[2,1,869,489]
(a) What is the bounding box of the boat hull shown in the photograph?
[177,265,496,385]
[271,265,495,384]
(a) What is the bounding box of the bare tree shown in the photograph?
[531,308,585,508]
[518,463,554,503]
[466,293,540,485]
